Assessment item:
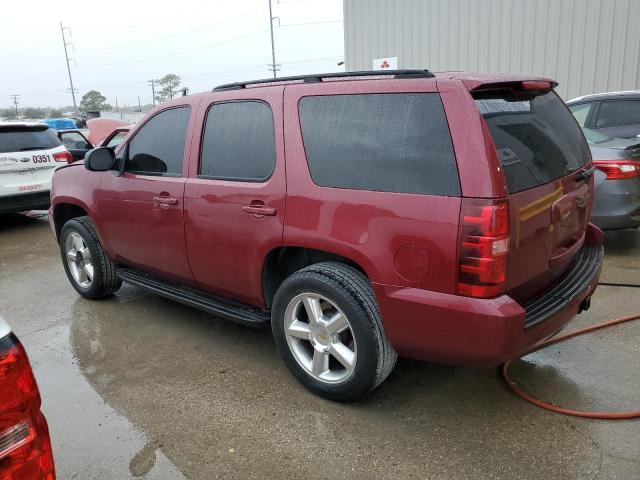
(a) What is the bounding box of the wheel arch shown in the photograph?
[262,246,372,309]
[52,201,89,240]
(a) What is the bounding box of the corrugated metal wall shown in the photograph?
[344,0,640,100]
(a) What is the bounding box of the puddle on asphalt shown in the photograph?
[3,213,638,479]
[65,284,606,480]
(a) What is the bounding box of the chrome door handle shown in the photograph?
[153,195,178,207]
[242,204,276,216]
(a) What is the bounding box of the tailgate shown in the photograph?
[474,87,593,303]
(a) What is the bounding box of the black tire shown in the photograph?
[59,216,121,299]
[271,262,397,402]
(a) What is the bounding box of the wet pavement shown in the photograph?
[0,212,638,480]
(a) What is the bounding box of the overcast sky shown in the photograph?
[1,0,344,108]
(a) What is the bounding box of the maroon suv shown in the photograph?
[49,70,603,401]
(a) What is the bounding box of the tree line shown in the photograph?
[1,73,187,119]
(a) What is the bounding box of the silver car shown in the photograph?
[583,127,640,230]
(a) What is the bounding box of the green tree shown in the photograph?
[80,90,111,112]
[22,107,46,119]
[48,108,63,117]
[157,74,182,102]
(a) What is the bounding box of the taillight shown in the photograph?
[52,151,73,164]
[520,80,553,91]
[0,335,55,480]
[457,198,510,298]
[593,160,640,180]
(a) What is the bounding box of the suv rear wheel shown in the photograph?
[59,216,121,299]
[271,262,396,401]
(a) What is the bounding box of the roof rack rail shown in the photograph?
[213,69,434,91]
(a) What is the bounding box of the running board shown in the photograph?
[117,268,270,327]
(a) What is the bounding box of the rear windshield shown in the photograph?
[0,126,62,154]
[475,91,590,193]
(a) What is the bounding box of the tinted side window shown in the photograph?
[595,100,640,128]
[60,132,91,150]
[126,107,190,175]
[199,101,275,181]
[298,94,459,196]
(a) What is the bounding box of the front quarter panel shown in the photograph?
[50,163,102,240]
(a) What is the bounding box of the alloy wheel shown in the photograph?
[65,232,94,288]
[283,293,357,384]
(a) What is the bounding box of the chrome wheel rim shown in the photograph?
[65,232,94,288]
[284,293,357,384]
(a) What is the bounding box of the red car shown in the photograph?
[0,317,55,479]
[49,70,603,401]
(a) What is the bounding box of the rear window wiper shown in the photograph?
[575,165,596,182]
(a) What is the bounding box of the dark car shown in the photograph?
[49,70,603,401]
[0,316,55,479]
[568,91,640,139]
[583,127,640,230]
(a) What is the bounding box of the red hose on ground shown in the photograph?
[502,312,640,419]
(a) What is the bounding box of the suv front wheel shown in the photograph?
[59,216,121,299]
[271,262,397,401]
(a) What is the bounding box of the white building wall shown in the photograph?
[344,0,640,100]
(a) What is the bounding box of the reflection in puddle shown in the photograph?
[68,285,604,480]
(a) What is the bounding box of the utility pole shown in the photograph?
[267,0,280,78]
[138,96,142,112]
[115,97,119,112]
[10,95,20,120]
[148,79,156,107]
[60,22,78,116]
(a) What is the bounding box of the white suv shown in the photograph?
[0,122,72,215]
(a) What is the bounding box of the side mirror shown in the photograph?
[84,147,116,172]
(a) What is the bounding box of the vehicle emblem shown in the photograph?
[20,157,30,162]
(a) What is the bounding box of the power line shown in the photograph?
[76,6,267,53]
[279,19,342,27]
[13,55,343,100]
[77,29,269,68]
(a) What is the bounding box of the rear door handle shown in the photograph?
[242,204,276,216]
[153,195,178,208]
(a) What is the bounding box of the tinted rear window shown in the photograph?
[475,91,590,193]
[298,93,460,196]
[0,126,61,154]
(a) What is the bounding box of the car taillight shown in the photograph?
[457,198,509,298]
[0,335,55,480]
[593,160,640,180]
[52,151,73,164]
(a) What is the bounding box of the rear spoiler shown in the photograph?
[467,80,559,95]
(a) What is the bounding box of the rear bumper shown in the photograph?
[0,191,50,215]
[374,224,604,368]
